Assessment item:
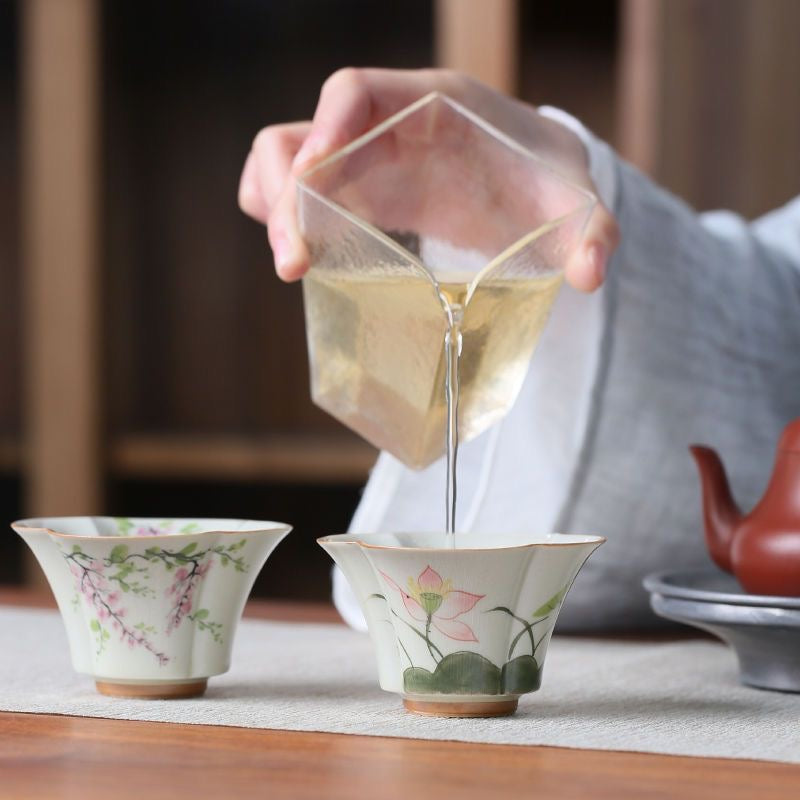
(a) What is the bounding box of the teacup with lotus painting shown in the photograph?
[12,516,291,698]
[319,530,604,717]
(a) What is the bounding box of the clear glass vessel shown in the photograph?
[298,92,596,469]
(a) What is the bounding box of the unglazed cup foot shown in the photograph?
[403,697,518,717]
[95,678,208,699]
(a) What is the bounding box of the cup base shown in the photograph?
[403,697,518,717]
[95,679,208,699]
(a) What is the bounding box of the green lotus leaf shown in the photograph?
[432,652,502,695]
[501,655,541,694]
[403,667,437,693]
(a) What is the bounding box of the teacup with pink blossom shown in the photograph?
[12,516,291,698]
[319,530,604,717]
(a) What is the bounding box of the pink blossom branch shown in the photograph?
[67,552,169,666]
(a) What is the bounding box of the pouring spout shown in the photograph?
[689,445,742,573]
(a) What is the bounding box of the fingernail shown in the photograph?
[293,134,327,172]
[587,243,607,284]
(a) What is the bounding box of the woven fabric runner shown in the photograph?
[2,607,798,763]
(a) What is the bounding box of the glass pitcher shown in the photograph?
[297,92,596,469]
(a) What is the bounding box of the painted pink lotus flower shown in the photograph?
[381,566,484,642]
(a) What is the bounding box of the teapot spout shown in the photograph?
[689,445,742,573]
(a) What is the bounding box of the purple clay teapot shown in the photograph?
[690,419,800,596]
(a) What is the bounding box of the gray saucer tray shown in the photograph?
[643,568,800,693]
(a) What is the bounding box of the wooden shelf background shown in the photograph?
[2,0,800,591]
[0,437,20,476]
[110,434,377,484]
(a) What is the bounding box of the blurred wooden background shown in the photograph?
[1,0,799,599]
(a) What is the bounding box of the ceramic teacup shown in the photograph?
[319,531,604,717]
[12,516,291,698]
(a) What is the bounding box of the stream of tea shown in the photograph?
[438,287,464,537]
[434,273,562,539]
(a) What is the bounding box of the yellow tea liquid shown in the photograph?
[303,268,562,532]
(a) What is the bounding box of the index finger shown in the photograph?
[290,68,467,175]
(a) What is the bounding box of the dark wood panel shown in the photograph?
[102,1,434,438]
[0,0,20,437]
[0,475,22,584]
[110,433,376,484]
[0,436,20,474]
[0,0,21,590]
[519,0,619,146]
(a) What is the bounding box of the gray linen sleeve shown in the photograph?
[555,158,800,630]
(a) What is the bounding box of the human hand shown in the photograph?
[238,68,619,291]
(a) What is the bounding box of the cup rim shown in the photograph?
[11,516,292,542]
[317,530,606,553]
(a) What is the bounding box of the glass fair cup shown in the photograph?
[298,92,596,469]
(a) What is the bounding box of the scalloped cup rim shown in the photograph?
[11,516,292,541]
[318,531,605,552]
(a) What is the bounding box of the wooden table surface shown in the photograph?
[1,588,798,800]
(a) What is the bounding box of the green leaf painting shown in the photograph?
[403,651,541,696]
[109,544,129,563]
[180,522,201,534]
[500,655,541,694]
[532,586,567,618]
